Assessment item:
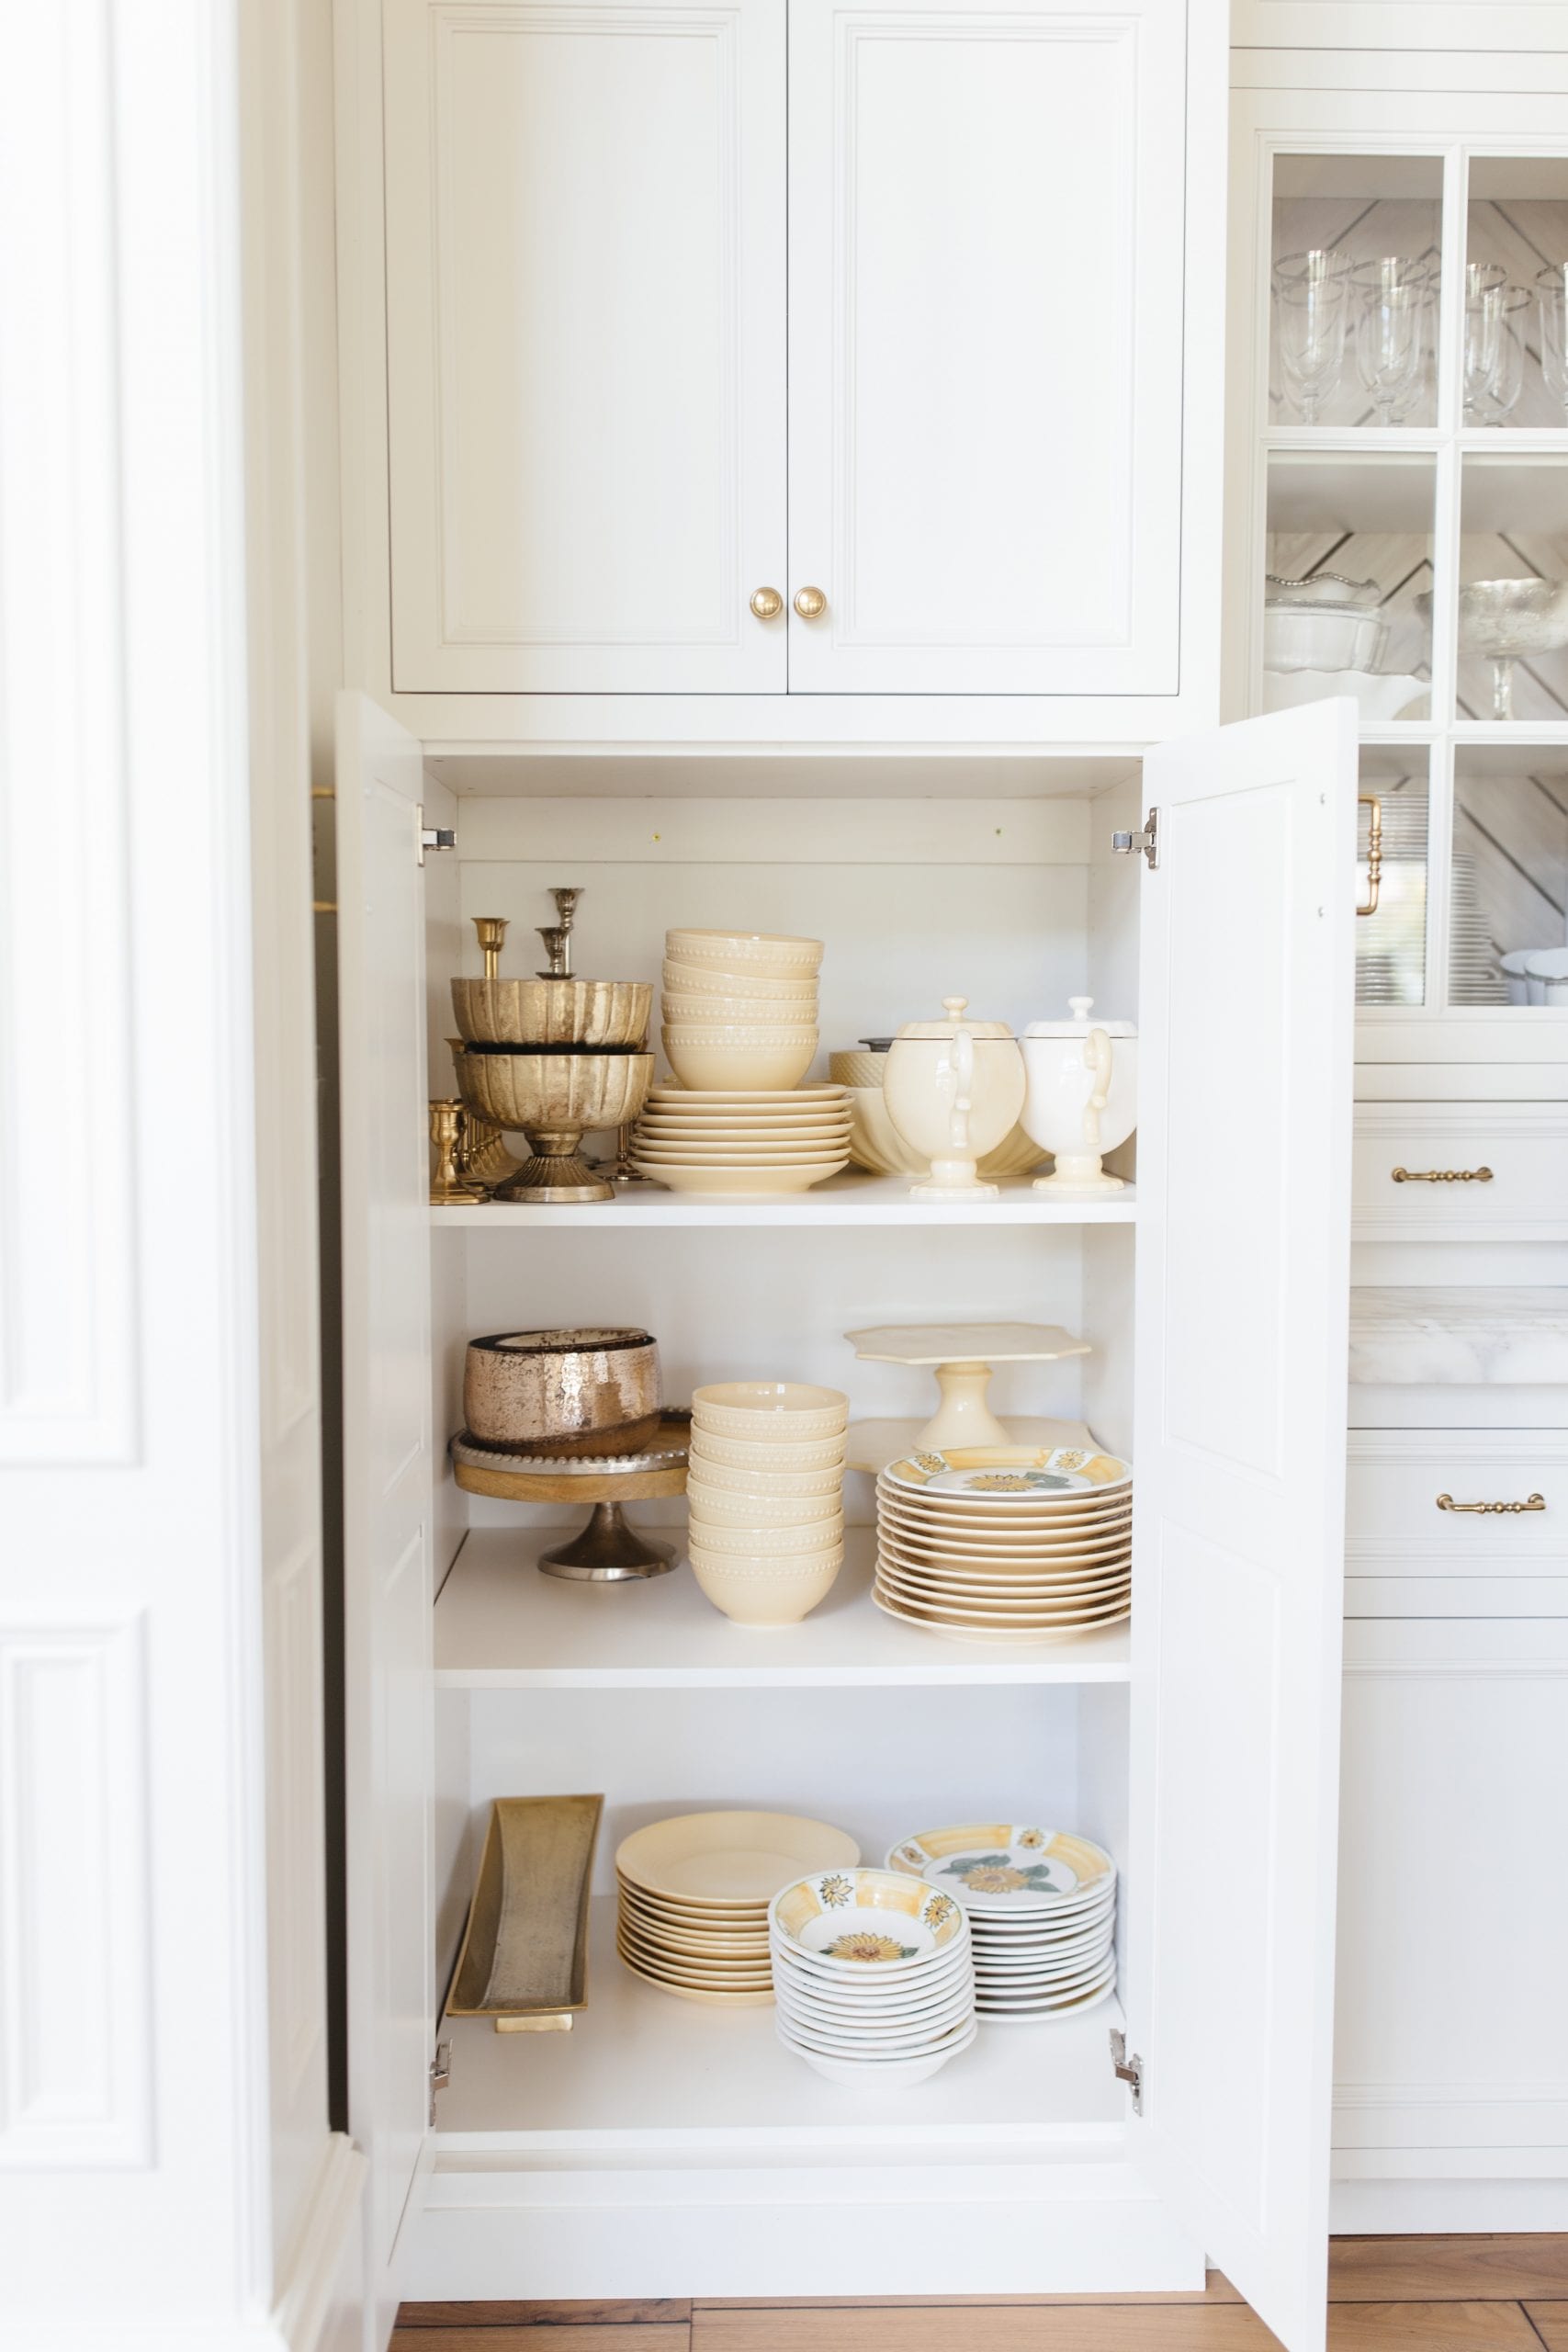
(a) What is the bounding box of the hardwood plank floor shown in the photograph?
[395,2235,1568,2351]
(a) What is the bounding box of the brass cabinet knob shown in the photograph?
[749,586,784,621]
[794,585,828,620]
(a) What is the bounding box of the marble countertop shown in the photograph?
[1349,1288,1568,1386]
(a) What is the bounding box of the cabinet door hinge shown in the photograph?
[1111,808,1158,870]
[1109,2027,1144,2113]
[429,2040,451,2124]
[418,805,456,865]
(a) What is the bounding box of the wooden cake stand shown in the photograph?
[449,1415,689,1582]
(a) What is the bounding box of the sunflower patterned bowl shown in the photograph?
[768,1868,978,2085]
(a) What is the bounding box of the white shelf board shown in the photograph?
[1266,448,1436,534]
[434,1526,1132,1688]
[424,750,1144,801]
[436,1896,1125,2152]
[433,1173,1137,1229]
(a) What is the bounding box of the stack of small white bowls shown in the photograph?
[662,929,823,1091]
[769,1867,978,2085]
[686,1382,849,1625]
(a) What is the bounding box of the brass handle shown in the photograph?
[1437,1492,1545,1515]
[794,585,828,620]
[1357,793,1382,918]
[1391,1166,1494,1183]
[750,586,784,620]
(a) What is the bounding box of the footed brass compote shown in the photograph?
[454,1048,654,1204]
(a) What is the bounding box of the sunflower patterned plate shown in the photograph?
[770,1866,969,1972]
[883,1825,1116,1913]
[883,1445,1132,1499]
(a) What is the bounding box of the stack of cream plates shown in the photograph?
[631,1084,852,1195]
[770,1867,977,2085]
[873,1444,1133,1645]
[886,1823,1117,2023]
[615,1809,859,2007]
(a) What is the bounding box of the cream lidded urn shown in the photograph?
[883,998,1026,1200]
[1020,996,1138,1194]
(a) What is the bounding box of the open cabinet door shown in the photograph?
[336,692,437,2346]
[1126,701,1358,2352]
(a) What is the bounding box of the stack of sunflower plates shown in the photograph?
[873,1444,1133,1645]
[886,1822,1117,2023]
[615,1809,859,2007]
[769,1867,977,2085]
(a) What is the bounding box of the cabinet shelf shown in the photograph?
[435,1896,1126,2152]
[434,1528,1132,1689]
[431,1175,1138,1231]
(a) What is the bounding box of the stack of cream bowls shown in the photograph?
[886,1823,1118,2023]
[630,1082,852,1195]
[873,1443,1134,1645]
[662,929,823,1092]
[769,1867,978,2085]
[686,1382,849,1624]
[615,1810,860,2007]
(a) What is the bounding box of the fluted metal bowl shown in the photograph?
[451,976,651,1048]
[455,1050,653,1204]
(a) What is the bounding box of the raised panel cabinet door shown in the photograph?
[384,0,786,693]
[1128,700,1359,2352]
[336,693,437,2342]
[786,0,1186,695]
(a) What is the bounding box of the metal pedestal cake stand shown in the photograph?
[449,1417,689,1581]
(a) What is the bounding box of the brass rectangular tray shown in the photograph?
[446,1792,603,2031]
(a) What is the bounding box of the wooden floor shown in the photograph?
[395,2237,1568,2352]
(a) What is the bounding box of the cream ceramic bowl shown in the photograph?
[660,996,818,1025]
[664,966,818,1003]
[688,1549,844,1626]
[662,1036,818,1092]
[686,1511,845,1555]
[685,1482,841,1527]
[687,1429,847,1472]
[665,929,823,973]
[692,1381,850,1440]
[685,1452,845,1498]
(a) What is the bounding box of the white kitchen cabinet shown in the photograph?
[354,0,1225,736]
[335,693,1358,2346]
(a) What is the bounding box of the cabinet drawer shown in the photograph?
[1353,1104,1568,1240]
[1346,1431,1565,1572]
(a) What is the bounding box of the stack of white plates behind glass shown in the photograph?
[769,1868,977,2085]
[615,1810,859,2007]
[661,929,823,1091]
[886,1823,1117,2023]
[873,1445,1133,1645]
[631,1083,852,1195]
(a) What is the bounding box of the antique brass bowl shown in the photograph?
[455,1048,654,1204]
[451,976,652,1048]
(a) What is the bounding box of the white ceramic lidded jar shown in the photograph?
[883,998,1026,1200]
[1020,997,1137,1195]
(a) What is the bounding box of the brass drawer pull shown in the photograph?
[1357,793,1382,918]
[1391,1165,1493,1183]
[1436,1492,1545,1515]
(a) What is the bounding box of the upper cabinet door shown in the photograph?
[335,693,438,2340]
[1126,702,1359,2352]
[384,0,787,693]
[786,0,1187,695]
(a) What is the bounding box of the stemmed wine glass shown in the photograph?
[1273,248,1351,424]
[1352,257,1431,425]
[1463,262,1528,424]
[1537,262,1568,422]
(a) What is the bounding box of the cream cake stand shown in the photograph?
[843,1320,1092,1453]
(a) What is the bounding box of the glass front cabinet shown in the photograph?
[1228,95,1568,1049]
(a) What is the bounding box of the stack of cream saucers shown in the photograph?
[769,1867,978,2085]
[873,1443,1133,1645]
[686,1383,848,1624]
[661,929,823,1092]
[630,1083,852,1196]
[886,1823,1117,2023]
[615,1810,860,2007]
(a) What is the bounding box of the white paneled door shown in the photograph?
[1127,701,1359,2352]
[787,0,1187,695]
[336,694,438,2340]
[384,0,787,693]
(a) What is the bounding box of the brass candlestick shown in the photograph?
[536,924,570,978]
[430,1100,488,1204]
[473,915,508,978]
[612,1121,649,1183]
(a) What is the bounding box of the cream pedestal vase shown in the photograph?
[884,998,1026,1202]
[1020,998,1138,1196]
